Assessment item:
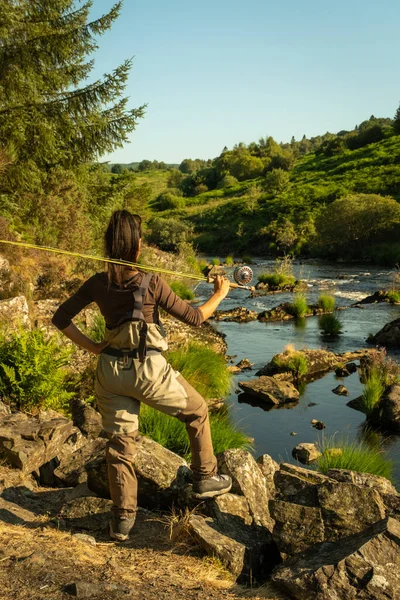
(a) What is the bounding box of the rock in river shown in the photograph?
[292,443,321,464]
[212,306,259,323]
[238,376,299,406]
[368,317,400,347]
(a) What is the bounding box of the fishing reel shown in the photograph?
[207,265,254,291]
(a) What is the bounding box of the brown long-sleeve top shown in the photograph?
[51,271,204,330]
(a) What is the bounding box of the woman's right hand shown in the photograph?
[213,275,230,299]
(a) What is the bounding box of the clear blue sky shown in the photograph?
[89,0,400,164]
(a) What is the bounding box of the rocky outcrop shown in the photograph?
[59,496,113,531]
[188,514,279,583]
[0,400,11,416]
[0,411,79,473]
[218,449,274,530]
[327,468,398,496]
[163,317,227,354]
[0,295,30,328]
[256,348,377,381]
[357,289,397,304]
[369,383,400,432]
[368,317,400,347]
[237,376,299,406]
[271,518,400,600]
[54,438,107,487]
[270,462,393,558]
[257,303,328,323]
[256,454,279,496]
[86,435,190,510]
[70,398,104,439]
[212,307,259,323]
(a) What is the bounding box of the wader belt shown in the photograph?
[101,347,162,359]
[105,272,154,363]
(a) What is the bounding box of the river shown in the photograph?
[194,260,400,488]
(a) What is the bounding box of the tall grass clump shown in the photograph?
[361,348,400,416]
[170,281,195,301]
[316,437,393,481]
[0,327,74,414]
[224,255,234,266]
[387,290,400,304]
[272,346,309,378]
[166,342,232,399]
[362,369,386,416]
[139,404,250,460]
[257,273,296,288]
[210,257,220,266]
[318,294,335,312]
[287,294,309,318]
[318,314,342,336]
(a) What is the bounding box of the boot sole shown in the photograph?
[192,482,232,499]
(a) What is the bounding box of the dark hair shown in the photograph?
[105,210,142,287]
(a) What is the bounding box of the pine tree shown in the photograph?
[0,1,145,170]
[394,102,400,134]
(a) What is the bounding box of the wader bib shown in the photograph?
[95,273,189,435]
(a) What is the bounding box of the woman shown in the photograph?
[52,210,232,541]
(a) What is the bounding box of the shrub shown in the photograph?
[166,342,232,399]
[0,327,74,413]
[170,281,195,300]
[139,404,250,461]
[318,294,336,312]
[146,217,192,252]
[216,174,239,189]
[224,255,234,266]
[318,314,342,336]
[257,273,296,288]
[387,290,400,303]
[316,437,393,481]
[287,294,309,318]
[210,258,220,266]
[154,191,185,211]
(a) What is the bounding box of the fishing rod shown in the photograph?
[0,239,255,291]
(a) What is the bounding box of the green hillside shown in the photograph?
[146,129,400,263]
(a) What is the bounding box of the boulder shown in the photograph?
[59,496,113,530]
[292,443,321,464]
[256,454,279,496]
[188,514,279,583]
[270,500,324,555]
[86,435,190,510]
[0,411,77,473]
[0,295,30,328]
[332,384,350,396]
[218,449,274,530]
[317,481,386,541]
[213,307,259,323]
[369,317,400,347]
[327,468,398,496]
[271,517,400,600]
[369,384,400,432]
[70,398,104,439]
[236,358,254,370]
[357,290,392,304]
[207,493,253,526]
[237,376,299,406]
[274,463,331,507]
[54,438,107,487]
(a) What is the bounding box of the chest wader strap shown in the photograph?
[131,273,153,363]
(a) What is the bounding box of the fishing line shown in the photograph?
[0,239,254,289]
[0,239,207,281]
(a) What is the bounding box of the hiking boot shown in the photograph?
[109,513,136,541]
[192,473,232,499]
